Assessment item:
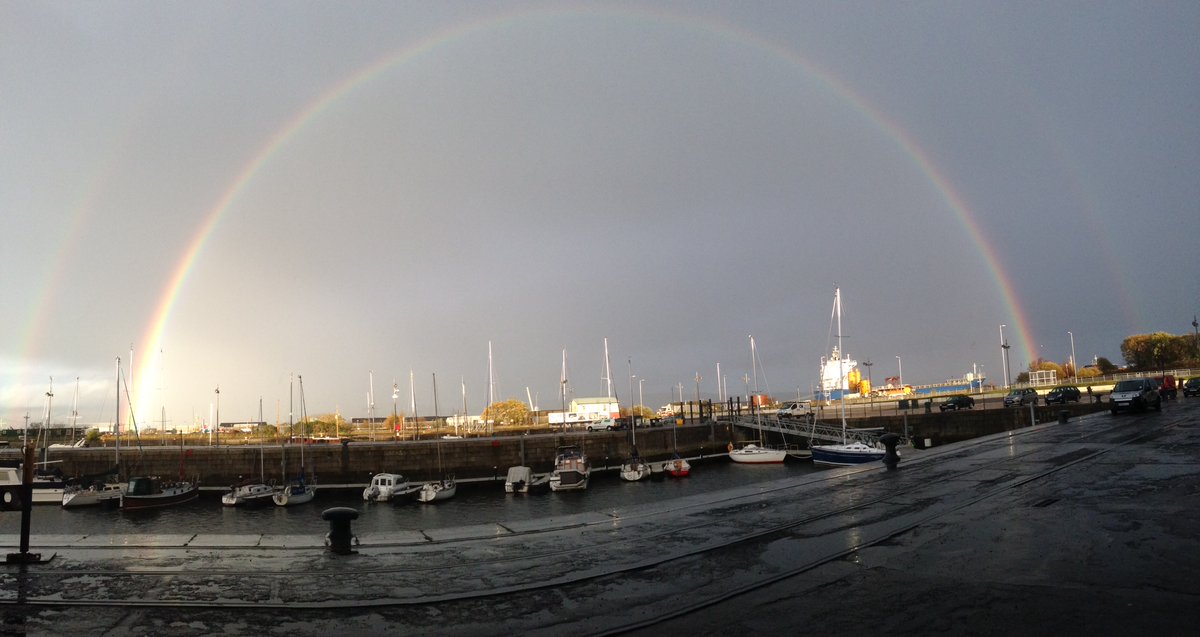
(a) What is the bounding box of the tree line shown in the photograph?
[1018,330,1199,383]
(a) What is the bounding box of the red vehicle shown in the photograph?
[1156,375,1177,400]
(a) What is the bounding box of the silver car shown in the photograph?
[1110,378,1162,414]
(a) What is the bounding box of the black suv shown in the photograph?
[939,395,975,411]
[1003,388,1039,407]
[1044,386,1082,405]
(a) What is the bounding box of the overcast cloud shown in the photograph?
[3,1,1197,428]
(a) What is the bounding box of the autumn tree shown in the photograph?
[1120,333,1192,369]
[482,399,530,428]
[383,412,407,433]
[1027,358,1065,379]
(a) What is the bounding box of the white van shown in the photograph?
[778,401,812,417]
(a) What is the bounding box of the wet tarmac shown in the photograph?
[3,399,1198,636]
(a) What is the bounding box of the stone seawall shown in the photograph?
[4,422,740,487]
[861,400,1109,447]
[1,403,1110,485]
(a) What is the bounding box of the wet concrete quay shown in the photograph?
[3,400,1198,636]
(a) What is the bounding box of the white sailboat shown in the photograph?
[620,358,650,482]
[63,359,125,507]
[274,374,316,506]
[222,398,273,507]
[417,434,457,503]
[416,475,457,503]
[811,288,887,467]
[730,336,788,464]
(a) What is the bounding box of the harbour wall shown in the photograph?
[861,400,1110,447]
[5,423,740,487]
[2,402,1109,486]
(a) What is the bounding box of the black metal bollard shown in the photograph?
[1058,410,1070,424]
[879,433,901,471]
[322,507,360,555]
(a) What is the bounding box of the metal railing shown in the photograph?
[729,415,881,446]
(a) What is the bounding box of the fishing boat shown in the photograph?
[505,466,533,493]
[120,367,200,510]
[729,336,788,464]
[121,476,200,510]
[274,374,316,506]
[363,472,408,502]
[549,445,590,492]
[811,288,886,467]
[550,349,591,492]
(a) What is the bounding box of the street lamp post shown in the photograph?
[1068,331,1077,381]
[1000,324,1011,389]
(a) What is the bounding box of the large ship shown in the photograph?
[817,348,985,401]
[817,345,859,401]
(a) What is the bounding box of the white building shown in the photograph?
[548,397,619,425]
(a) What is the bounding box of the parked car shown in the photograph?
[1003,388,1039,407]
[1183,378,1200,398]
[586,418,615,432]
[1110,378,1162,414]
[1155,375,1177,400]
[1044,386,1082,405]
[939,395,975,411]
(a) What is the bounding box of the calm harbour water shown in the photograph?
[2,459,820,537]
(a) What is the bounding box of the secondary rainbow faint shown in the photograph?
[134,6,1036,419]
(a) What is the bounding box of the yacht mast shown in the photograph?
[836,287,847,443]
[603,337,613,398]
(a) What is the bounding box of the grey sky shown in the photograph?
[3,2,1197,428]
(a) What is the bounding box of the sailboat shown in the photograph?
[121,383,200,511]
[416,474,457,503]
[63,361,125,507]
[550,349,591,491]
[19,378,69,504]
[619,449,650,481]
[729,336,788,464]
[222,398,274,507]
[274,374,316,506]
[620,358,650,482]
[417,436,457,503]
[811,288,887,467]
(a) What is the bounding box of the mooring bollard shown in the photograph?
[322,507,360,555]
[1058,410,1070,424]
[879,433,901,471]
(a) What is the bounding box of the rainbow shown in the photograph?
[134,6,1036,418]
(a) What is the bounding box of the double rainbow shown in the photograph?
[128,7,1034,417]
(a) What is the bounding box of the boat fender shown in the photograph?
[727,442,734,453]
